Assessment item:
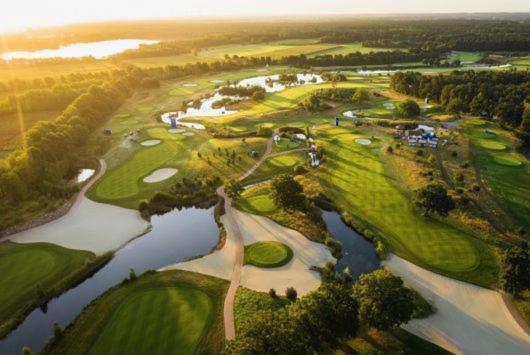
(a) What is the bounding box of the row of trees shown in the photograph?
[228,268,423,354]
[390,70,530,143]
[0,67,154,208]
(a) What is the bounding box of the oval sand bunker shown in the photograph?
[355,138,372,145]
[140,139,161,146]
[168,128,186,134]
[143,168,178,183]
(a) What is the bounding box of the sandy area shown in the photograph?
[183,83,198,87]
[343,110,357,118]
[143,168,178,183]
[385,254,530,355]
[355,138,372,145]
[8,160,149,255]
[140,139,161,146]
[168,128,185,134]
[164,210,334,296]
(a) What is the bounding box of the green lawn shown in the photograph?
[446,51,482,64]
[463,119,530,232]
[244,241,293,268]
[242,151,306,185]
[43,270,228,355]
[314,125,497,287]
[308,42,403,57]
[88,126,267,208]
[0,241,95,337]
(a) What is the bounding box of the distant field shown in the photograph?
[0,61,117,82]
[44,270,228,355]
[510,56,530,67]
[446,51,482,64]
[308,42,402,57]
[0,110,61,152]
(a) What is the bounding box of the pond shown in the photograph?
[0,207,219,354]
[161,73,323,128]
[321,210,380,278]
[0,39,157,60]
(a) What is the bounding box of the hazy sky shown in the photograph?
[1,0,530,32]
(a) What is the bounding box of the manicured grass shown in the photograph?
[446,51,482,64]
[242,152,306,185]
[308,42,403,57]
[236,183,330,243]
[314,125,497,287]
[244,241,293,268]
[88,125,267,208]
[493,153,524,167]
[88,287,211,355]
[0,241,95,337]
[234,287,289,331]
[463,120,530,231]
[478,140,507,151]
[43,270,228,355]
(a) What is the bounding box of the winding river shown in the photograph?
[0,207,219,354]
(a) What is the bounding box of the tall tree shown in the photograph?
[414,183,455,218]
[500,245,530,296]
[270,174,306,211]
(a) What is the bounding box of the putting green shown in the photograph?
[244,241,293,268]
[315,126,496,287]
[45,271,228,355]
[238,189,277,215]
[479,140,506,151]
[89,287,211,355]
[0,242,94,336]
[493,154,524,167]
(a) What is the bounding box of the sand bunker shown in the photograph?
[168,128,186,134]
[143,168,178,183]
[183,83,198,87]
[355,138,372,145]
[140,139,161,146]
[343,111,357,118]
[76,169,95,183]
[210,79,224,84]
[385,254,530,355]
[182,132,195,136]
[165,210,334,296]
[383,102,396,110]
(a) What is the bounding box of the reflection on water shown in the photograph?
[321,210,380,278]
[1,39,157,60]
[161,73,323,127]
[0,207,219,354]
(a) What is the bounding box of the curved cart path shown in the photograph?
[385,254,530,355]
[218,129,278,340]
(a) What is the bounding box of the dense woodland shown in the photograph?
[390,71,530,144]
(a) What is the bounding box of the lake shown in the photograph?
[0,39,157,60]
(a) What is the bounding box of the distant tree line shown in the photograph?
[390,70,530,144]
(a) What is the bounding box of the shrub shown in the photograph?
[456,173,465,183]
[286,287,298,301]
[293,165,307,175]
[269,288,277,298]
[451,151,458,157]
[325,237,342,258]
[52,322,63,342]
[416,149,424,157]
[386,146,394,154]
[472,184,481,192]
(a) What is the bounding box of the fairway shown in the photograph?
[314,125,496,287]
[89,287,211,355]
[45,270,228,355]
[238,188,277,215]
[244,241,293,268]
[0,242,94,336]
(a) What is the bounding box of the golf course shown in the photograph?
[1,14,529,355]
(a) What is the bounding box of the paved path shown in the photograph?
[385,254,530,355]
[220,129,278,340]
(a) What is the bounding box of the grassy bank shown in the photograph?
[42,270,228,355]
[0,242,103,338]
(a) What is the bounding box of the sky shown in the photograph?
[1,0,530,33]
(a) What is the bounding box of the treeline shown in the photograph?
[320,20,530,52]
[0,67,154,208]
[278,50,426,68]
[390,70,530,143]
